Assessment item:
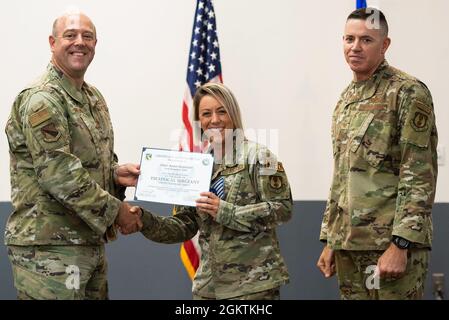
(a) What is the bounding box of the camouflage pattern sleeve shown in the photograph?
[319,197,331,242]
[111,157,126,201]
[393,82,438,244]
[21,91,122,236]
[215,152,292,233]
[140,206,199,243]
[320,107,339,242]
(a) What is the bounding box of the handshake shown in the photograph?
[115,202,143,235]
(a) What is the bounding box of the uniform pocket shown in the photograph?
[350,111,391,168]
[225,174,243,204]
[79,113,100,145]
[74,113,101,167]
[221,165,246,204]
[350,113,374,154]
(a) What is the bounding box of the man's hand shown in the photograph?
[317,245,336,278]
[114,163,140,187]
[377,243,408,279]
[115,202,143,235]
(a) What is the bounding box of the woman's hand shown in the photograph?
[196,192,220,219]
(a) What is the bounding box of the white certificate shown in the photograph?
[134,148,213,207]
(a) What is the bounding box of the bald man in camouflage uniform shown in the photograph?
[4,12,141,299]
[317,8,438,299]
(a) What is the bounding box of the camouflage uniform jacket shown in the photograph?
[320,60,438,250]
[141,140,292,299]
[4,63,125,246]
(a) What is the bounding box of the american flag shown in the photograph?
[356,0,367,9]
[179,0,223,280]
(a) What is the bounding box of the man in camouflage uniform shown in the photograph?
[4,12,142,299]
[317,8,438,299]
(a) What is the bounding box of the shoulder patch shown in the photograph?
[29,107,51,127]
[269,176,283,190]
[401,97,434,147]
[41,123,61,142]
[410,111,429,132]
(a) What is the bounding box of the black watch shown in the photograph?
[392,236,411,249]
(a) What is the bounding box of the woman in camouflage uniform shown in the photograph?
[137,83,293,300]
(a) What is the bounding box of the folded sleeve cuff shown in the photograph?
[215,200,234,225]
[141,210,155,230]
[103,197,122,231]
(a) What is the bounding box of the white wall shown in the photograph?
[0,0,447,202]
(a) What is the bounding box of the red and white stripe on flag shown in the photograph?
[178,0,223,280]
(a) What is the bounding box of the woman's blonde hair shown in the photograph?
[193,82,244,130]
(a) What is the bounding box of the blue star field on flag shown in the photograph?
[186,0,222,97]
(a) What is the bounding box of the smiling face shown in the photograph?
[343,18,390,81]
[198,95,234,146]
[49,13,97,81]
